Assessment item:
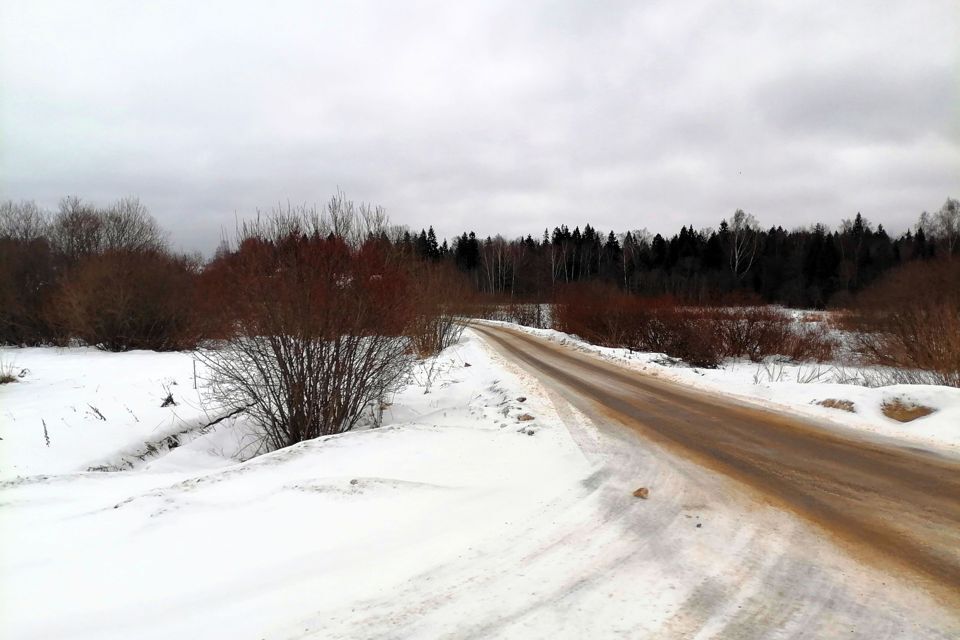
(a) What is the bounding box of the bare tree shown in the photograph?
[619,228,650,292]
[725,209,759,280]
[49,197,103,261]
[550,237,570,284]
[480,235,510,294]
[326,189,359,243]
[101,197,167,252]
[921,197,959,257]
[48,196,166,259]
[0,200,49,241]
[359,202,389,240]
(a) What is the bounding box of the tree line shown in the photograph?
[2,195,957,350]
[400,198,957,308]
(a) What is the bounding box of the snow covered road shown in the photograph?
[474,323,960,584]
[2,329,958,638]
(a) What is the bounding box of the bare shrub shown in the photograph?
[0,239,57,345]
[645,308,723,368]
[408,262,472,357]
[0,356,17,384]
[795,364,829,384]
[50,249,200,351]
[196,204,416,450]
[493,302,550,329]
[0,201,56,345]
[847,259,960,387]
[781,319,837,362]
[752,358,786,384]
[712,307,835,363]
[555,286,834,368]
[713,307,790,362]
[554,285,722,367]
[552,282,630,346]
[463,298,550,329]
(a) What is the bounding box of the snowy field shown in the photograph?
[484,320,960,454]
[1,330,957,638]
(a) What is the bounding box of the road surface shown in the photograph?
[473,323,960,611]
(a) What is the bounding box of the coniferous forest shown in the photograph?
[403,200,955,308]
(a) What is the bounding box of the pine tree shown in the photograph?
[427,226,439,259]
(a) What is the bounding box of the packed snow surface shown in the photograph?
[485,321,960,453]
[1,330,956,639]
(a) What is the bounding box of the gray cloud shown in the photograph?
[1,0,957,253]
[757,65,956,143]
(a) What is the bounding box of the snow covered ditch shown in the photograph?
[482,321,960,453]
[0,346,256,477]
[0,334,592,638]
[2,330,957,638]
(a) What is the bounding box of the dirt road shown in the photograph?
[473,323,960,604]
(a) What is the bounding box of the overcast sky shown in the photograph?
[1,1,957,253]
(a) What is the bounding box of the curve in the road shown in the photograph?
[473,323,960,606]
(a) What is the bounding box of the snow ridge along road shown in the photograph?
[473,323,960,608]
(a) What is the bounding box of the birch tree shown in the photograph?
[725,209,759,281]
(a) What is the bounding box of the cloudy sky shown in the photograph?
[1,1,957,253]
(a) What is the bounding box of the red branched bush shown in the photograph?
[196,222,419,448]
[554,284,834,368]
[0,237,57,345]
[406,261,474,357]
[845,258,960,386]
[554,284,722,367]
[50,249,200,351]
[711,307,835,363]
